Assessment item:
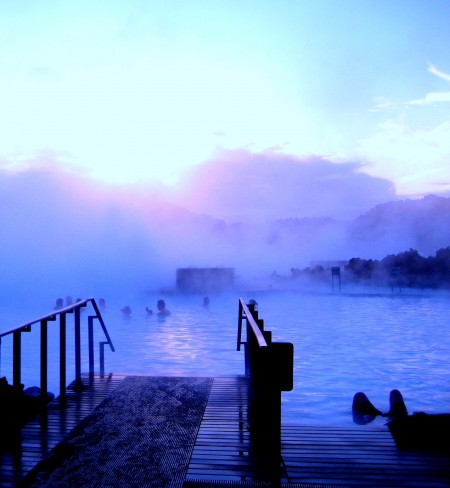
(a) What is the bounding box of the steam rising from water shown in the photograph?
[0,150,448,306]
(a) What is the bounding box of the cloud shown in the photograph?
[428,63,450,83]
[0,150,398,301]
[358,120,450,196]
[363,64,450,195]
[172,149,396,223]
[370,64,450,111]
[407,91,450,106]
[0,162,172,303]
[2,153,449,302]
[405,64,450,106]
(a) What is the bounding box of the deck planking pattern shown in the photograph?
[0,374,449,487]
[186,377,450,487]
[0,373,125,487]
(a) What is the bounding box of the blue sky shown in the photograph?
[1,0,450,200]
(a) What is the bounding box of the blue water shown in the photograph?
[1,289,449,427]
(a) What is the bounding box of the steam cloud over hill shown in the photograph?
[1,152,449,303]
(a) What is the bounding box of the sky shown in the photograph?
[2,0,450,301]
[1,0,450,203]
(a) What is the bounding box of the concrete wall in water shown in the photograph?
[176,267,235,293]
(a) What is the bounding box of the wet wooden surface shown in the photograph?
[1,374,449,487]
[186,377,450,487]
[0,373,125,487]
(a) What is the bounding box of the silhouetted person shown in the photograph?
[99,298,106,310]
[121,306,132,316]
[386,389,408,419]
[353,389,450,452]
[352,392,382,425]
[157,299,170,317]
[65,296,73,306]
[203,296,210,307]
[145,306,153,315]
[352,389,407,425]
[54,298,64,310]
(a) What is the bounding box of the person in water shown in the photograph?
[121,306,132,316]
[352,389,407,425]
[157,299,170,317]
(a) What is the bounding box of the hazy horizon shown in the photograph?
[1,160,449,306]
[1,1,450,304]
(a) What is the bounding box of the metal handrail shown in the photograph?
[0,299,113,346]
[237,298,268,351]
[236,298,294,484]
[0,297,114,404]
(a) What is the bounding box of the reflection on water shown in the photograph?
[0,290,449,426]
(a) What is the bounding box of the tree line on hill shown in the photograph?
[282,247,450,290]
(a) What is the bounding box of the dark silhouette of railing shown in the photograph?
[237,298,294,484]
[0,298,114,405]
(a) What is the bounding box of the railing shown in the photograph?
[0,298,115,405]
[237,298,294,484]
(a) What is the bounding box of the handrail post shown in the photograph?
[13,330,22,388]
[1,298,114,415]
[88,316,94,377]
[40,319,48,403]
[100,342,106,377]
[238,298,293,486]
[237,300,244,351]
[74,306,82,388]
[40,315,55,404]
[59,313,67,404]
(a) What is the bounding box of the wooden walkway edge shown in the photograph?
[0,373,125,487]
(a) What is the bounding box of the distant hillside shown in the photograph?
[2,165,450,297]
[345,194,450,258]
[154,194,450,278]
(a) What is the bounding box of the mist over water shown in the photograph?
[1,156,449,308]
[1,159,450,426]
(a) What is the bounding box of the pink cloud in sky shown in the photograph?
[172,149,397,223]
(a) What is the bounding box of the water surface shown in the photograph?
[1,290,449,427]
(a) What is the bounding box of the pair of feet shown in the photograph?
[352,389,408,425]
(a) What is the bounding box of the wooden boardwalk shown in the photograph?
[187,377,450,487]
[0,374,126,487]
[1,374,449,487]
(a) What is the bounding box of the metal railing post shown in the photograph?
[40,319,48,402]
[13,330,21,388]
[100,342,106,377]
[74,306,82,388]
[59,313,67,404]
[0,298,115,412]
[238,298,294,486]
[88,316,94,376]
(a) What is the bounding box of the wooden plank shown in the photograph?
[2,374,449,487]
[0,373,125,487]
[185,377,450,488]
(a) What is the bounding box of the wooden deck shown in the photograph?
[1,374,450,487]
[187,377,450,487]
[0,373,126,487]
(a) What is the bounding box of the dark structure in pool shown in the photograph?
[176,267,235,293]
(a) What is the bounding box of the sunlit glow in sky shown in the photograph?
[1,0,450,195]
